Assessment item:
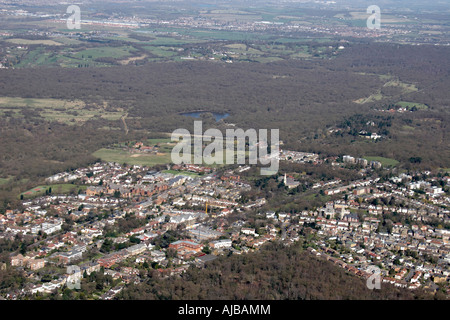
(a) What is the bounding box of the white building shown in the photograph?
[210,239,232,249]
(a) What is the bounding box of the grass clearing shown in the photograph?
[303,193,331,203]
[94,134,249,168]
[147,138,173,144]
[0,97,125,124]
[0,177,12,186]
[6,38,63,46]
[363,156,399,167]
[396,101,428,110]
[0,97,84,109]
[93,148,173,166]
[402,125,415,131]
[144,46,180,57]
[252,56,284,63]
[162,170,201,177]
[384,80,418,93]
[354,74,419,105]
[74,46,136,59]
[20,184,87,199]
[354,92,384,104]
[146,36,205,46]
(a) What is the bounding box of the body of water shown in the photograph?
[180,111,230,122]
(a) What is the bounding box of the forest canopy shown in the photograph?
[0,42,448,210]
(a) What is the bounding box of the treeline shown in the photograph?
[0,116,133,213]
[0,117,129,177]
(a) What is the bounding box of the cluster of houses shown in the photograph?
[278,150,319,164]
[294,192,449,291]
[0,162,260,297]
[131,142,159,153]
[1,155,448,298]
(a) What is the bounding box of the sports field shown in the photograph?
[20,184,87,199]
[93,148,173,166]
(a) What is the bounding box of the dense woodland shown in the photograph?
[0,42,448,211]
[117,241,433,300]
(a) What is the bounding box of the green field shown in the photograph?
[147,36,205,45]
[92,148,233,167]
[354,92,384,104]
[6,38,63,46]
[363,156,399,167]
[20,184,87,199]
[93,148,173,166]
[354,75,420,105]
[303,193,331,203]
[144,46,180,58]
[15,47,58,67]
[162,170,201,177]
[402,125,415,131]
[74,46,136,60]
[94,135,249,168]
[147,138,173,144]
[395,101,428,110]
[252,56,284,63]
[0,97,125,124]
[0,177,11,186]
[13,45,140,68]
[384,80,418,93]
